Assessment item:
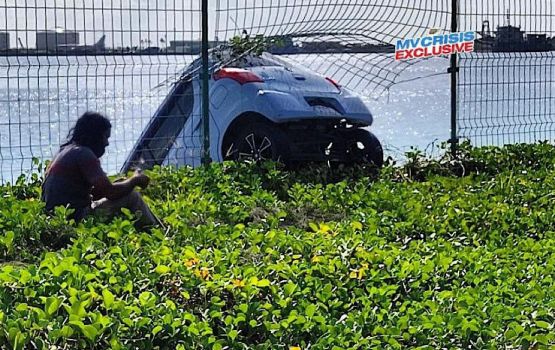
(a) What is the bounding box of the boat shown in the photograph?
[475,12,552,53]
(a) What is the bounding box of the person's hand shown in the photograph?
[132,170,150,189]
[113,177,126,183]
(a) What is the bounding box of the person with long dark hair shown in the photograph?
[42,111,162,229]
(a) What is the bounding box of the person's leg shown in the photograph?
[92,191,163,229]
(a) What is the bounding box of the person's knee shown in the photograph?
[125,191,150,213]
[127,190,141,203]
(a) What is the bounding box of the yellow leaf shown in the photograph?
[357,263,369,279]
[198,267,210,280]
[232,279,246,288]
[311,256,321,263]
[349,270,358,279]
[290,346,302,350]
[357,269,365,280]
[319,223,331,233]
[185,258,199,268]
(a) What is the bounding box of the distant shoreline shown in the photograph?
[1,42,554,57]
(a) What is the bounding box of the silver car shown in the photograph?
[122,51,382,172]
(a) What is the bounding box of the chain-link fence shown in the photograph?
[1,0,554,182]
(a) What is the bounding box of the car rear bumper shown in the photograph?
[247,88,373,126]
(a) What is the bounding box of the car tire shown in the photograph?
[345,129,384,167]
[223,122,289,163]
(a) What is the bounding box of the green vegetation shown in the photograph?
[2,142,555,349]
[212,34,284,64]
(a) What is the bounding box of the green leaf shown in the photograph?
[238,303,248,314]
[505,329,517,340]
[152,325,163,336]
[155,265,171,274]
[284,282,297,296]
[3,231,14,251]
[536,320,551,329]
[257,279,271,287]
[65,299,88,319]
[110,337,123,350]
[81,324,99,341]
[309,222,319,232]
[305,304,317,318]
[69,321,98,341]
[139,291,156,308]
[15,303,28,312]
[12,331,27,350]
[44,296,62,316]
[102,289,115,309]
[18,270,32,284]
[350,221,363,231]
[108,230,121,239]
[228,329,239,341]
[437,290,453,300]
[60,325,74,338]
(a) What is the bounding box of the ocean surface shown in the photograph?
[0,52,554,182]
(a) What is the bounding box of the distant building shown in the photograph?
[167,40,217,54]
[168,40,201,54]
[36,30,79,51]
[0,32,9,51]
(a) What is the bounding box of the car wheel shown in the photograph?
[223,122,289,163]
[345,129,384,167]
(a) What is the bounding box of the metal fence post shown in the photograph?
[449,0,459,156]
[201,0,212,165]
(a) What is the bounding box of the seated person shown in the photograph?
[41,111,162,229]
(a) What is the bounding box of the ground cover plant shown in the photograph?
[1,142,555,349]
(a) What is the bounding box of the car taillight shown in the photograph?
[213,68,264,84]
[326,77,341,91]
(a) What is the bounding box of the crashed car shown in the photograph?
[122,50,382,172]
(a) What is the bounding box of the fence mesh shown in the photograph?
[215,0,452,96]
[0,0,203,183]
[1,1,554,182]
[458,0,555,146]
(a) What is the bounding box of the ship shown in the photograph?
[476,11,552,52]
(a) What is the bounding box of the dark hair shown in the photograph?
[62,111,112,157]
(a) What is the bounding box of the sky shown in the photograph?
[1,0,554,49]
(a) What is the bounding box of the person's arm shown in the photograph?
[78,147,149,201]
[91,171,149,201]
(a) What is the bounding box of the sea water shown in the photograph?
[0,52,553,181]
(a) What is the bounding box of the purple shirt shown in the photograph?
[42,144,105,211]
